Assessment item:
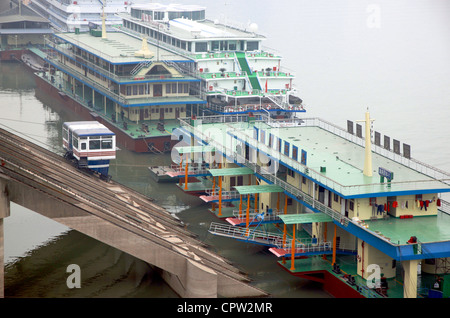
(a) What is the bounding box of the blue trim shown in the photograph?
[44,59,206,108]
[292,145,298,161]
[230,133,450,199]
[47,43,199,85]
[180,126,450,261]
[120,100,207,108]
[120,78,200,84]
[204,108,307,115]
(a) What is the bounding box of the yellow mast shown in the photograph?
[357,109,375,177]
[101,4,107,39]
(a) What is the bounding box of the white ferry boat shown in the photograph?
[29,0,146,32]
[116,3,304,115]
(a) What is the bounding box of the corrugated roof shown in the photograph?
[234,184,284,194]
[278,213,332,224]
[209,167,253,177]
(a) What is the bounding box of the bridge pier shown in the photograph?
[0,176,11,298]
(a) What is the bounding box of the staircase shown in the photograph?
[235,52,261,90]
[131,60,152,76]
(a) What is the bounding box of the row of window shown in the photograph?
[286,167,356,212]
[124,83,189,96]
[73,136,113,151]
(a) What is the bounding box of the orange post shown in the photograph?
[212,176,216,211]
[290,224,296,271]
[322,223,328,260]
[283,194,288,248]
[184,160,189,190]
[277,192,280,212]
[332,224,337,265]
[246,194,250,235]
[179,157,182,186]
[218,176,223,216]
[239,195,243,218]
[284,194,288,214]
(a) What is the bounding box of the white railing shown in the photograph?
[209,222,284,246]
[178,116,350,226]
[209,222,357,255]
[204,189,241,199]
[231,209,283,223]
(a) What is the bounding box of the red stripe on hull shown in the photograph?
[276,263,365,298]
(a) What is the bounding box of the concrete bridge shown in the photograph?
[0,128,267,298]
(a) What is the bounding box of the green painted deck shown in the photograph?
[187,119,450,198]
[208,167,254,177]
[365,211,450,244]
[234,184,284,195]
[279,213,333,225]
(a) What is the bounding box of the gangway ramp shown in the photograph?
[209,222,284,247]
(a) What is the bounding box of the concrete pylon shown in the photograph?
[0,175,11,298]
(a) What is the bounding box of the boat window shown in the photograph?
[63,127,68,141]
[73,137,78,149]
[195,42,207,53]
[81,143,86,150]
[247,41,259,51]
[89,139,100,150]
[101,139,112,150]
[211,41,219,51]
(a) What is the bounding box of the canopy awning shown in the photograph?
[209,167,254,177]
[175,145,215,154]
[279,213,332,225]
[234,184,284,195]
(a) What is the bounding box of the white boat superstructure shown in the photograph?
[29,0,147,32]
[117,3,304,114]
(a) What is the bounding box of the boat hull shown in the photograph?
[34,73,177,153]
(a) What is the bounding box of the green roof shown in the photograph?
[209,167,254,177]
[279,213,332,224]
[234,184,284,195]
[175,145,215,154]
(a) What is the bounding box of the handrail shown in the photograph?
[179,117,350,226]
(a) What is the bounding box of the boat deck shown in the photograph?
[183,119,450,198]
[365,211,450,245]
[277,254,439,298]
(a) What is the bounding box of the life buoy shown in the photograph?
[266,105,271,110]
[289,105,293,110]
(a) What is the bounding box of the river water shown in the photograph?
[1,0,449,298]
